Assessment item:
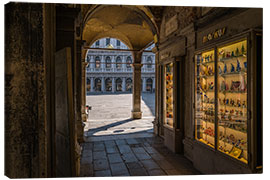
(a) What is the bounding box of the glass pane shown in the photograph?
[195,50,215,148]
[164,63,174,127]
[217,40,248,163]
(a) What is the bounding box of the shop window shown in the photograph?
[194,39,248,164]
[164,63,174,127]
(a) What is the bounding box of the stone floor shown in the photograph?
[80,93,200,176]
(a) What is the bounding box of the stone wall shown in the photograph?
[5,3,47,178]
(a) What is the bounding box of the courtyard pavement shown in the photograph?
[80,93,200,177]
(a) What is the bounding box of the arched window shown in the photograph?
[95,56,101,68]
[126,78,132,92]
[126,56,132,68]
[115,78,122,91]
[147,56,152,68]
[106,56,111,68]
[146,78,153,92]
[105,78,112,92]
[95,78,101,91]
[116,56,122,69]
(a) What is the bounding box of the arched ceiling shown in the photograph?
[82,5,158,50]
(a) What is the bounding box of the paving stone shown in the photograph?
[80,163,94,177]
[83,143,93,150]
[93,151,107,160]
[115,139,127,146]
[110,162,129,176]
[82,149,93,158]
[148,169,166,176]
[94,170,112,177]
[126,162,144,170]
[155,160,175,170]
[93,159,109,171]
[104,140,116,148]
[132,147,147,154]
[106,146,119,154]
[81,156,93,165]
[126,138,139,145]
[144,146,159,154]
[150,153,165,161]
[140,159,160,171]
[135,152,151,160]
[93,143,105,152]
[129,167,148,176]
[118,145,132,154]
[121,153,138,163]
[108,153,123,164]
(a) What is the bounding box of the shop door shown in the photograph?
[54,47,76,177]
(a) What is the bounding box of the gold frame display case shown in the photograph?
[194,30,262,171]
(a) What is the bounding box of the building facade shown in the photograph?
[85,38,155,94]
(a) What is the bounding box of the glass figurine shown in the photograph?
[236,60,241,72]
[236,47,240,56]
[219,66,222,74]
[224,64,227,74]
[230,63,235,73]
[244,61,247,69]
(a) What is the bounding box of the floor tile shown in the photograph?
[108,153,123,164]
[121,153,138,163]
[93,151,107,160]
[140,159,160,171]
[93,159,109,171]
[94,170,111,177]
[110,162,129,176]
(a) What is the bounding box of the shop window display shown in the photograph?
[195,39,248,164]
[164,63,174,127]
[195,50,215,148]
[217,40,248,163]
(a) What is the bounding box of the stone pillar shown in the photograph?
[91,56,95,69]
[131,51,143,119]
[142,77,146,92]
[101,55,105,69]
[101,77,105,92]
[122,77,126,92]
[90,77,94,92]
[112,77,116,93]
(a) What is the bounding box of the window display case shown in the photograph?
[195,39,249,164]
[164,62,174,127]
[195,50,215,148]
[217,40,248,163]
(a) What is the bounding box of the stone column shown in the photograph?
[131,51,143,119]
[112,77,116,93]
[101,77,105,92]
[122,77,126,92]
[101,55,105,69]
[91,56,95,69]
[142,77,146,92]
[90,77,94,92]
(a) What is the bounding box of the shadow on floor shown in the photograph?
[141,92,155,116]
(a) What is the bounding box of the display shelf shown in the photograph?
[199,60,215,66]
[219,55,246,62]
[220,71,247,77]
[164,62,174,128]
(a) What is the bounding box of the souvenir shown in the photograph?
[226,99,229,105]
[236,47,240,56]
[231,51,235,57]
[241,44,245,55]
[209,54,213,61]
[208,82,214,90]
[236,60,241,72]
[219,66,222,74]
[226,52,231,58]
[239,76,246,91]
[208,66,213,75]
[244,61,247,69]
[237,99,241,107]
[231,81,241,91]
[230,63,235,73]
[224,64,227,73]
[204,66,209,75]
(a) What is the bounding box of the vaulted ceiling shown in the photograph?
[82,5,163,50]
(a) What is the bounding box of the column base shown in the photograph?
[131,111,142,119]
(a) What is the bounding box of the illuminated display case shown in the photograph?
[164,62,174,127]
[195,39,250,164]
